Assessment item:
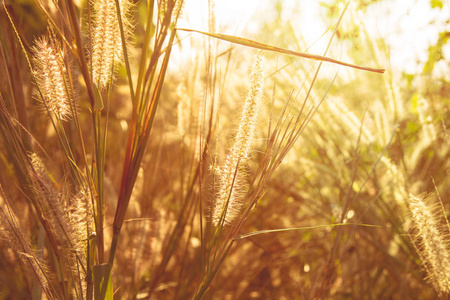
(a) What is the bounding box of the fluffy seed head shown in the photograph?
[91,0,132,89]
[28,153,88,274]
[160,0,184,26]
[32,37,72,121]
[407,193,450,295]
[212,53,264,227]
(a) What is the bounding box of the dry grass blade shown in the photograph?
[177,28,385,73]
[234,223,383,240]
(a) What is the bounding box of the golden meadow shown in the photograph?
[0,0,449,299]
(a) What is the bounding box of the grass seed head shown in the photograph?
[212,53,264,227]
[32,37,72,121]
[91,0,132,89]
[407,193,450,295]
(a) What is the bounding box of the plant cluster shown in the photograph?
[0,0,449,299]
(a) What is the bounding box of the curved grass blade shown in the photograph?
[177,28,385,74]
[234,223,383,241]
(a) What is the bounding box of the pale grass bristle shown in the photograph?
[28,154,87,269]
[407,193,450,295]
[173,0,184,24]
[160,0,184,25]
[0,190,52,294]
[67,188,94,249]
[29,152,46,176]
[91,0,131,89]
[32,36,72,121]
[28,156,88,297]
[66,189,92,297]
[212,53,264,227]
[160,0,167,16]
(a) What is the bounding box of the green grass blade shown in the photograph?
[93,264,113,300]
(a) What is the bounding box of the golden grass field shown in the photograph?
[0,0,449,299]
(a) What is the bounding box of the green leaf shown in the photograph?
[430,0,444,9]
[402,72,415,89]
[94,264,113,300]
[94,86,104,111]
[423,31,450,74]
[410,93,420,113]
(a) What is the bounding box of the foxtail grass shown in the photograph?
[407,193,450,296]
[91,0,133,89]
[212,53,264,227]
[31,36,73,121]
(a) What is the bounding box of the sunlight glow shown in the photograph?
[179,0,265,33]
[304,264,311,272]
[178,0,448,75]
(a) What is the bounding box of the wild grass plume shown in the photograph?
[212,53,264,226]
[32,36,72,121]
[407,193,450,296]
[91,0,132,89]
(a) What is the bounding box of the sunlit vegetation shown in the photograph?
[0,0,449,299]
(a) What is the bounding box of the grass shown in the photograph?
[0,0,449,299]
